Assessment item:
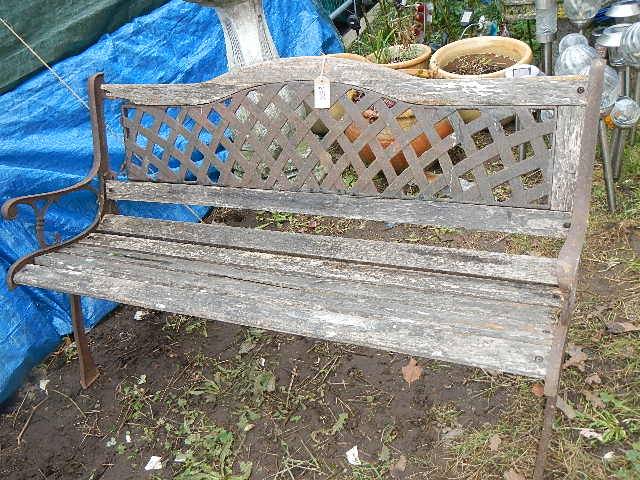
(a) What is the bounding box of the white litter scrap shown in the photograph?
[125,432,132,443]
[145,456,163,471]
[603,451,615,461]
[134,310,150,321]
[39,379,50,392]
[579,428,604,441]
[346,445,361,466]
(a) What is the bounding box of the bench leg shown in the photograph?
[533,393,557,480]
[69,294,99,389]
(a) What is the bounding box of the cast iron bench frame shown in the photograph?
[3,57,604,479]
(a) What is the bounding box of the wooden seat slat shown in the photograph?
[97,215,560,285]
[70,238,561,307]
[17,262,553,377]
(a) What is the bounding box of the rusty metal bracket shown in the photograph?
[1,73,114,289]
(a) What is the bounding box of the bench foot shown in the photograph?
[69,294,99,389]
[533,394,557,480]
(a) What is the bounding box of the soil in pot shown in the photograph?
[442,53,516,75]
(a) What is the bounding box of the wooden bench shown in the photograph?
[3,57,603,478]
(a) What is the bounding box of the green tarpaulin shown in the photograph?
[0,0,170,93]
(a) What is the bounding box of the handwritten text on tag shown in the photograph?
[314,75,331,109]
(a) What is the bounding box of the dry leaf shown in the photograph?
[563,344,588,371]
[390,455,407,479]
[556,396,577,420]
[402,358,423,385]
[531,383,545,397]
[582,390,605,409]
[503,469,526,480]
[488,434,502,452]
[585,373,602,385]
[606,322,640,334]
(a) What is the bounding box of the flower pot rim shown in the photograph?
[429,36,533,78]
[366,43,432,69]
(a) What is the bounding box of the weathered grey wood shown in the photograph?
[15,263,551,377]
[35,251,557,342]
[106,181,571,238]
[97,215,560,285]
[551,106,586,211]
[102,56,589,107]
[72,238,561,307]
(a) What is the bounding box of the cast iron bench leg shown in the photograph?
[69,294,99,389]
[533,394,557,480]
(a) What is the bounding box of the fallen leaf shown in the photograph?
[488,434,502,452]
[531,383,545,397]
[556,396,577,420]
[579,428,604,441]
[402,358,423,385]
[582,390,605,409]
[390,455,407,479]
[563,344,588,371]
[346,445,361,466]
[585,373,602,385]
[503,469,526,480]
[606,321,640,334]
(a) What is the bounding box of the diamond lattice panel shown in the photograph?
[121,81,557,209]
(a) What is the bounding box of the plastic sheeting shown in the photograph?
[0,0,343,404]
[0,0,171,93]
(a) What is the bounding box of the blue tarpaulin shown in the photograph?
[0,0,342,404]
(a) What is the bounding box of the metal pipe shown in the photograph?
[632,70,640,144]
[330,0,353,19]
[599,120,616,212]
[612,127,628,179]
[543,42,553,75]
[625,65,631,96]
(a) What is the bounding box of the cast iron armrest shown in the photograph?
[2,73,112,289]
[556,58,605,299]
[2,174,101,248]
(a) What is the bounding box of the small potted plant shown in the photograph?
[349,0,431,71]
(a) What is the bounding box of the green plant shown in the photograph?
[615,442,640,479]
[349,0,419,61]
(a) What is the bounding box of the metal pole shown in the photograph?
[632,70,640,144]
[625,65,631,97]
[599,120,616,212]
[543,42,553,75]
[330,0,353,19]
[612,128,628,180]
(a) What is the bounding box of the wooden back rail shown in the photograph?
[2,57,605,480]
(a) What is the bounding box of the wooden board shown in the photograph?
[97,214,560,285]
[15,261,553,377]
[106,181,571,237]
[102,56,589,107]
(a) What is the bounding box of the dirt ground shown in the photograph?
[1,148,639,479]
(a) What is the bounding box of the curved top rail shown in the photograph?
[101,56,589,107]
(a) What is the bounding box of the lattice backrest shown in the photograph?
[103,57,595,212]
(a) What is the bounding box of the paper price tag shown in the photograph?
[314,75,331,109]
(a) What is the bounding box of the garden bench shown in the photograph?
[3,57,603,479]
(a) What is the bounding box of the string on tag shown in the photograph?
[314,55,331,109]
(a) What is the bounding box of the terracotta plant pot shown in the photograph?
[344,113,454,174]
[366,43,432,71]
[328,52,372,63]
[429,36,533,79]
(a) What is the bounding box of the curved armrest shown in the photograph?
[2,175,97,221]
[3,73,113,289]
